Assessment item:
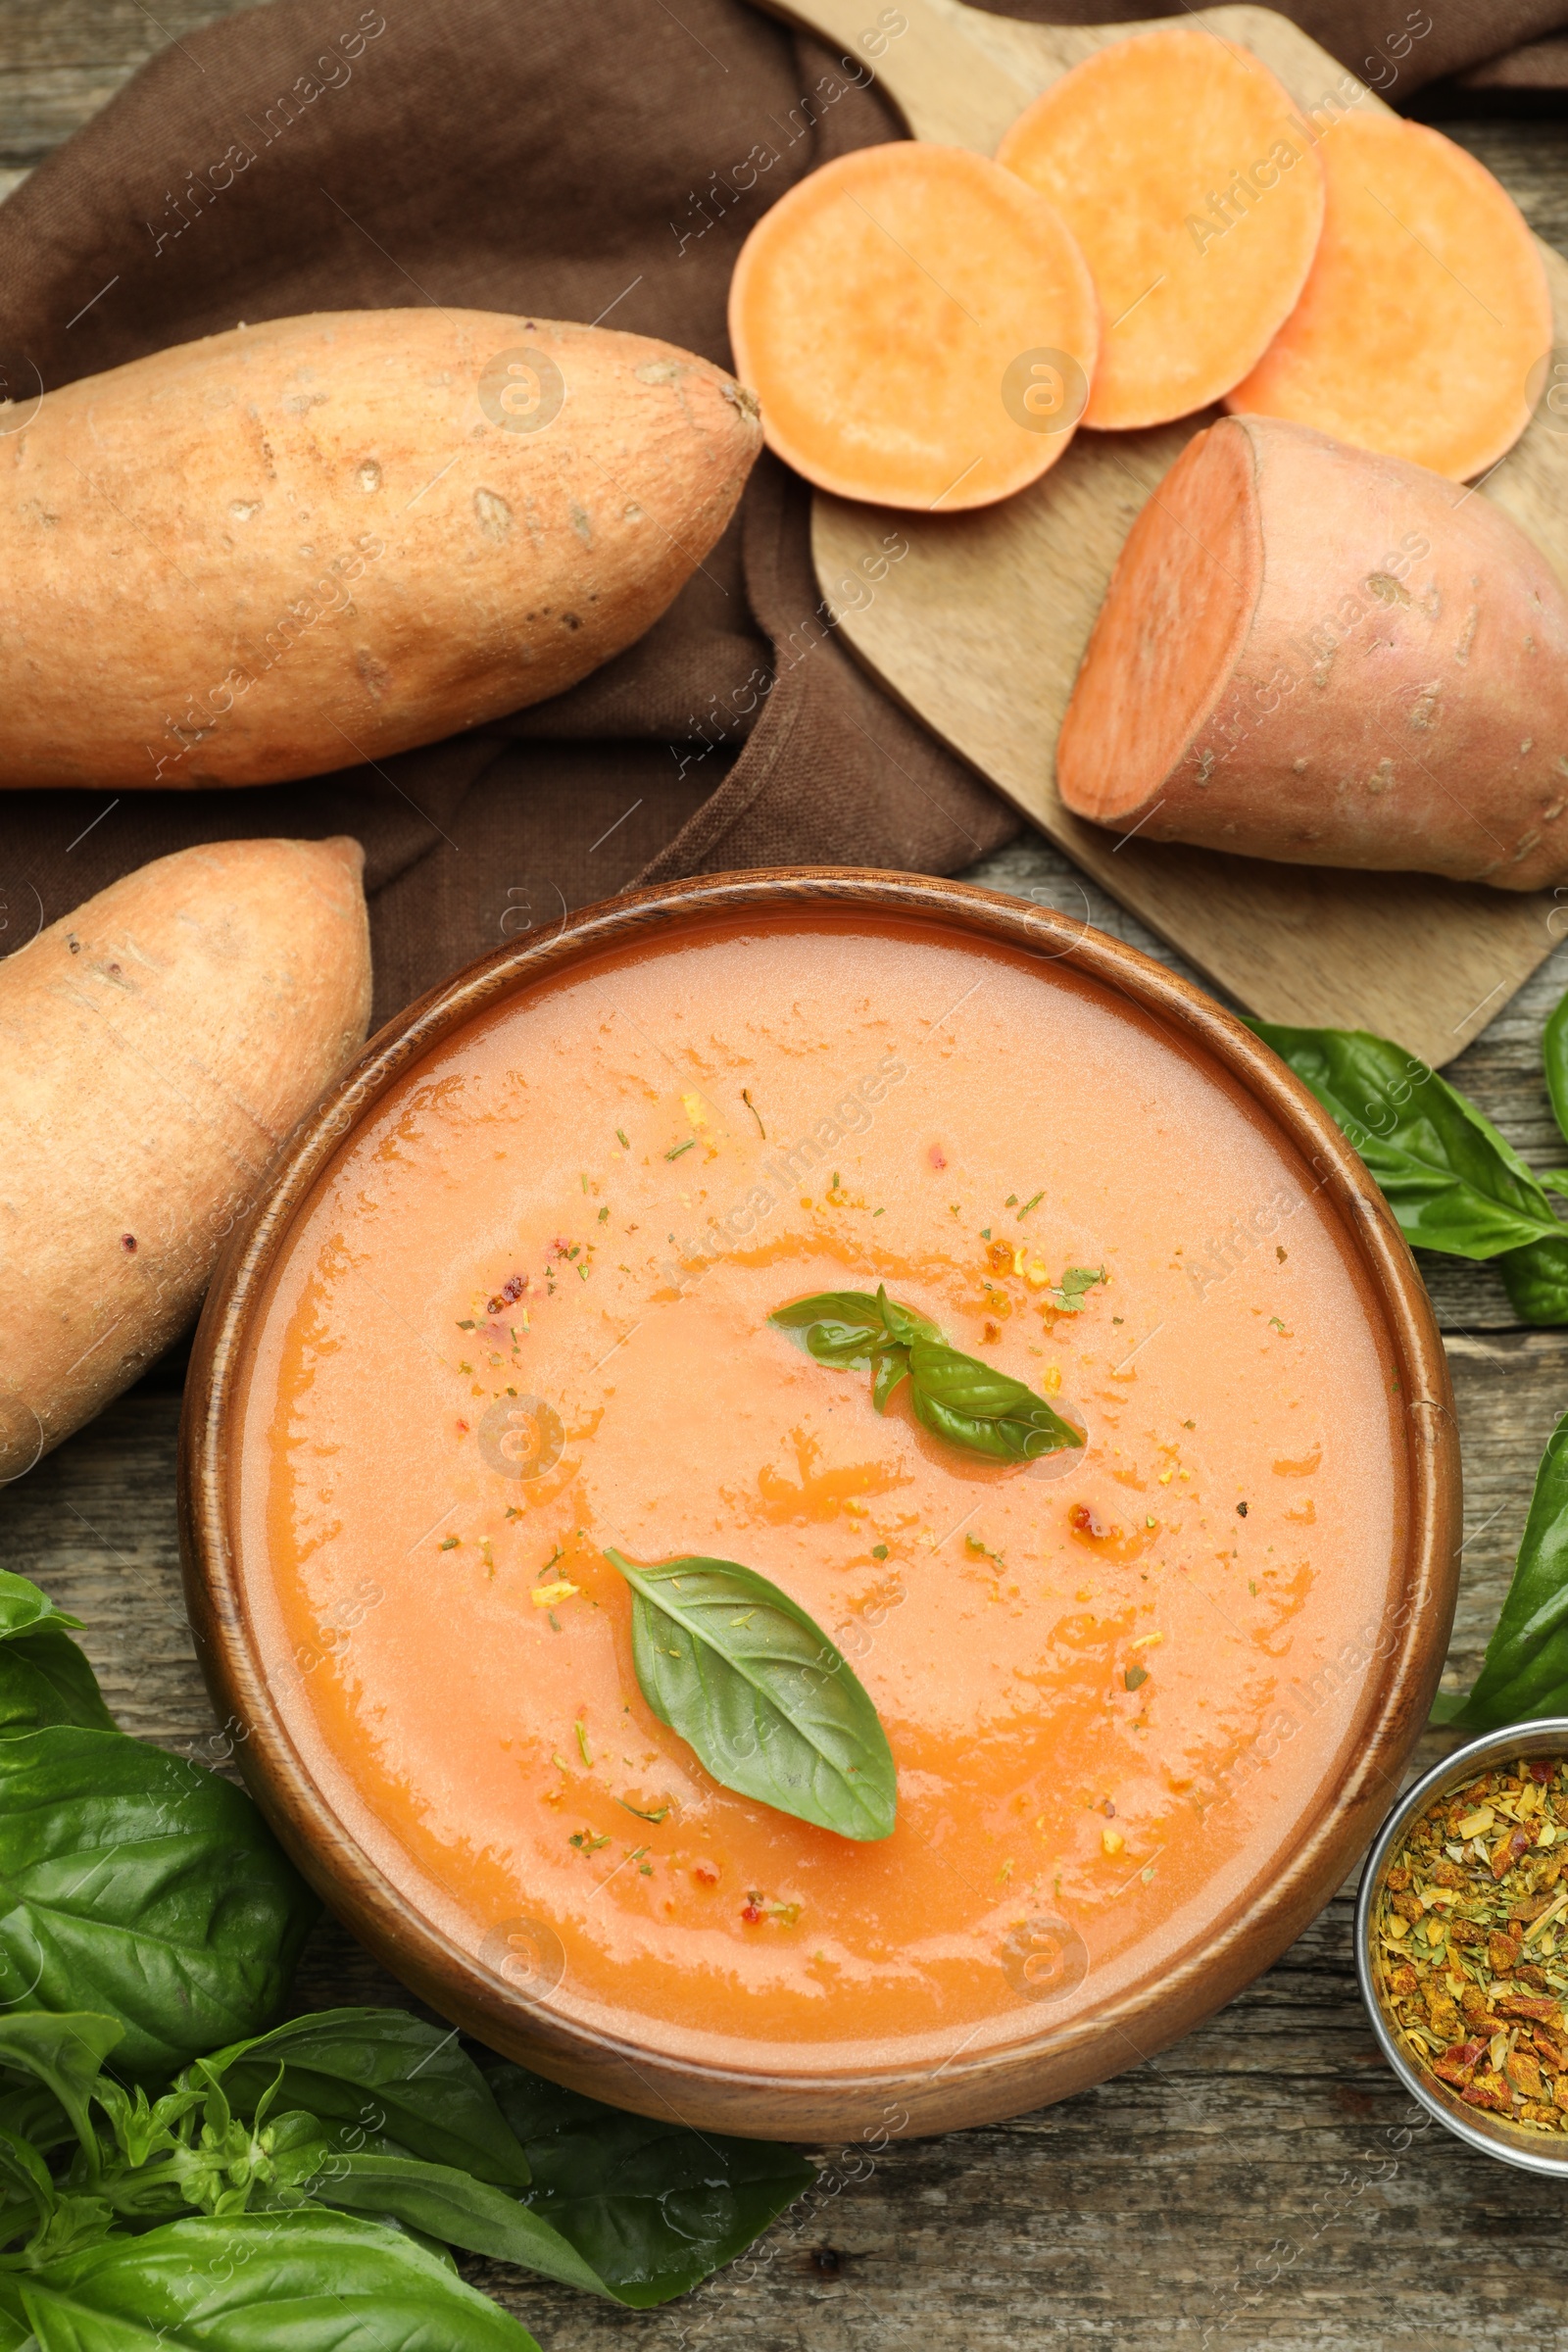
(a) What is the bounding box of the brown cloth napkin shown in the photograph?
[0,0,1559,1028]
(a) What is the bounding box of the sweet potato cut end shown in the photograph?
[1056,421,1259,824]
[728,145,1099,511]
[997,28,1324,431]
[1226,112,1551,481]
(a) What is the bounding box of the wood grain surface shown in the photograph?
[5,6,1568,2342]
[782,0,1568,1067]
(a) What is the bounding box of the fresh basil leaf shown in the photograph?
[306,2150,611,2297]
[773,1291,1075,1461]
[1250,1017,1568,1325]
[0,2014,122,2160]
[906,1340,1084,1462]
[490,2062,814,2309]
[1436,1405,1568,1729]
[21,2191,117,2267]
[805,1323,891,1369]
[207,2008,531,2188]
[0,1574,116,1740]
[1497,1234,1568,1326]
[1248,1020,1568,1259]
[870,1345,911,1412]
[0,2080,75,2161]
[605,1551,896,1840]
[0,2211,540,2349]
[768,1290,889,1335]
[874,1286,940,1346]
[0,1728,316,2080]
[0,2119,57,2239]
[0,1577,85,1645]
[1544,985,1568,1150]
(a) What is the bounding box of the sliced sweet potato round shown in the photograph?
[727,143,1099,512]
[996,26,1325,431]
[1226,111,1552,481]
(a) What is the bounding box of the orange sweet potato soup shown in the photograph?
[234,913,1407,2074]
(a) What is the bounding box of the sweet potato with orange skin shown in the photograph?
[0,310,761,788]
[1056,415,1568,889]
[0,838,370,1478]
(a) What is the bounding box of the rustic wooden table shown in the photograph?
[6,5,1568,2342]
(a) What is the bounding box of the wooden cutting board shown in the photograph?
[746,0,1568,1065]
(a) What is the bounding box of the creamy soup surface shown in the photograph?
[235,915,1407,2070]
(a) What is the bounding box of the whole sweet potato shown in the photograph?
[0,311,761,788]
[1056,415,1568,890]
[0,838,370,1477]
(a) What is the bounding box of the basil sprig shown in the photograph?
[770,1286,1085,1463]
[1249,1014,1568,1324]
[0,1574,814,2333]
[1435,1405,1568,1731]
[605,1550,896,1840]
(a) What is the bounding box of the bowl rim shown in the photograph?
[1354,1719,1568,2176]
[178,864,1461,2136]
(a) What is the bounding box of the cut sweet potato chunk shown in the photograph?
[1227,111,1551,480]
[996,27,1324,430]
[727,144,1099,511]
[1055,414,1568,890]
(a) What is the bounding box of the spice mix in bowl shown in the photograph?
[1358,1721,1568,2171]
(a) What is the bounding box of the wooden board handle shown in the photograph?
[741,0,1030,146]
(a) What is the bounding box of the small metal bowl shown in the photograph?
[1356,1719,1568,2176]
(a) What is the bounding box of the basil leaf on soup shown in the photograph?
[0,2211,541,2351]
[489,2061,815,2309]
[303,2151,611,2297]
[604,1551,896,1840]
[0,1572,117,1738]
[771,1291,1078,1462]
[906,1339,1084,1463]
[1436,1405,1568,1730]
[0,1728,316,2079]
[206,2008,530,2188]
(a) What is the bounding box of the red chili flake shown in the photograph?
[1463,2074,1513,2112]
[928,1146,947,1170]
[691,1859,720,1888]
[121,1234,137,1253]
[487,1273,529,1313]
[552,1238,573,1258]
[456,1419,469,1435]
[741,1900,763,1925]
[1532,1762,1556,1783]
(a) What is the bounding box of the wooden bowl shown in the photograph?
[179,868,1460,2139]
